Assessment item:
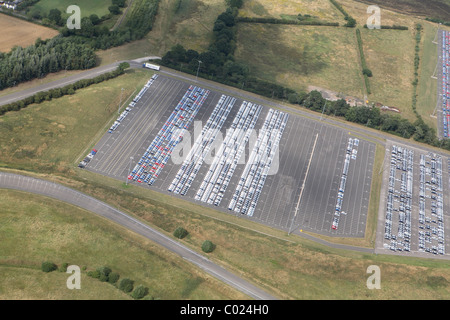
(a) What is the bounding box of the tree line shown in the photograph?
[0,0,159,90]
[0,36,96,90]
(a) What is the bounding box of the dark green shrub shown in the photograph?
[201,240,215,253]
[131,285,149,299]
[87,270,101,279]
[41,261,58,273]
[59,262,69,272]
[108,272,120,284]
[173,227,188,239]
[118,278,134,293]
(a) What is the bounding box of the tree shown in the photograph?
[41,261,57,273]
[201,240,215,253]
[108,5,121,15]
[227,0,243,8]
[363,68,373,77]
[173,227,188,239]
[132,285,149,299]
[48,8,62,25]
[59,263,69,272]
[108,272,120,284]
[97,266,112,282]
[118,278,134,293]
[113,0,126,7]
[89,14,101,25]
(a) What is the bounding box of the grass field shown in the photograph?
[359,26,416,121]
[235,24,365,98]
[0,189,244,299]
[30,0,112,18]
[416,23,440,130]
[96,0,227,63]
[0,69,151,173]
[0,14,59,53]
[238,0,344,23]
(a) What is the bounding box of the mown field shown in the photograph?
[235,24,365,99]
[30,0,112,18]
[238,0,344,23]
[0,189,243,300]
[0,14,59,53]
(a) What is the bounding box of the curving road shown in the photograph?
[0,172,277,300]
[0,58,158,107]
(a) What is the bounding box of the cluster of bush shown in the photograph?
[87,266,152,300]
[363,24,408,30]
[355,29,372,94]
[173,227,215,253]
[0,63,129,116]
[328,0,356,27]
[236,16,339,27]
[290,89,447,148]
[411,24,422,120]
[425,17,450,27]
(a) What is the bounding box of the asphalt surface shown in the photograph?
[375,141,450,260]
[86,74,375,238]
[0,172,278,300]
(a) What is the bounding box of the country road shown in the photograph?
[0,172,278,300]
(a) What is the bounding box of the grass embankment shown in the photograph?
[0,69,151,173]
[416,23,439,130]
[0,189,243,300]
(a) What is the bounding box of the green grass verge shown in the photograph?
[0,69,151,173]
[30,0,112,18]
[0,189,246,300]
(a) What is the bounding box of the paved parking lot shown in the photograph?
[86,75,375,237]
[376,141,450,259]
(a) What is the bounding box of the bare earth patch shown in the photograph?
[0,14,59,53]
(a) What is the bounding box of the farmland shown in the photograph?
[29,0,112,18]
[0,14,59,53]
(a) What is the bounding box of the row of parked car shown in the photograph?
[128,85,210,185]
[332,138,359,230]
[194,101,263,206]
[168,95,237,195]
[109,74,159,133]
[228,109,289,216]
[441,31,449,137]
[78,149,98,168]
[418,153,445,255]
[384,145,414,252]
